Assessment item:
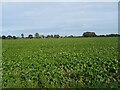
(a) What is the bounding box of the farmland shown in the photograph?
[2,37,120,88]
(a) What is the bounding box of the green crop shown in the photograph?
[2,37,120,88]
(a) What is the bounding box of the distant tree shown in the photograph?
[35,33,40,38]
[28,34,33,39]
[83,32,96,37]
[97,35,105,37]
[68,35,74,38]
[106,34,119,37]
[64,36,68,38]
[46,35,55,38]
[21,34,24,38]
[51,35,54,38]
[60,36,64,38]
[7,35,12,39]
[46,35,51,38]
[2,35,6,39]
[54,34,60,38]
[13,36,17,39]
[41,35,45,38]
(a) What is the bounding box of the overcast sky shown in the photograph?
[2,2,118,36]
[1,0,119,2]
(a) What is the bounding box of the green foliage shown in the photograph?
[35,33,40,38]
[2,35,7,39]
[21,34,24,38]
[83,32,96,37]
[2,37,119,88]
[7,35,12,39]
[28,34,33,39]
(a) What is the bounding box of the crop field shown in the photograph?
[2,37,120,88]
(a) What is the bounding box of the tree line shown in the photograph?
[1,32,120,39]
